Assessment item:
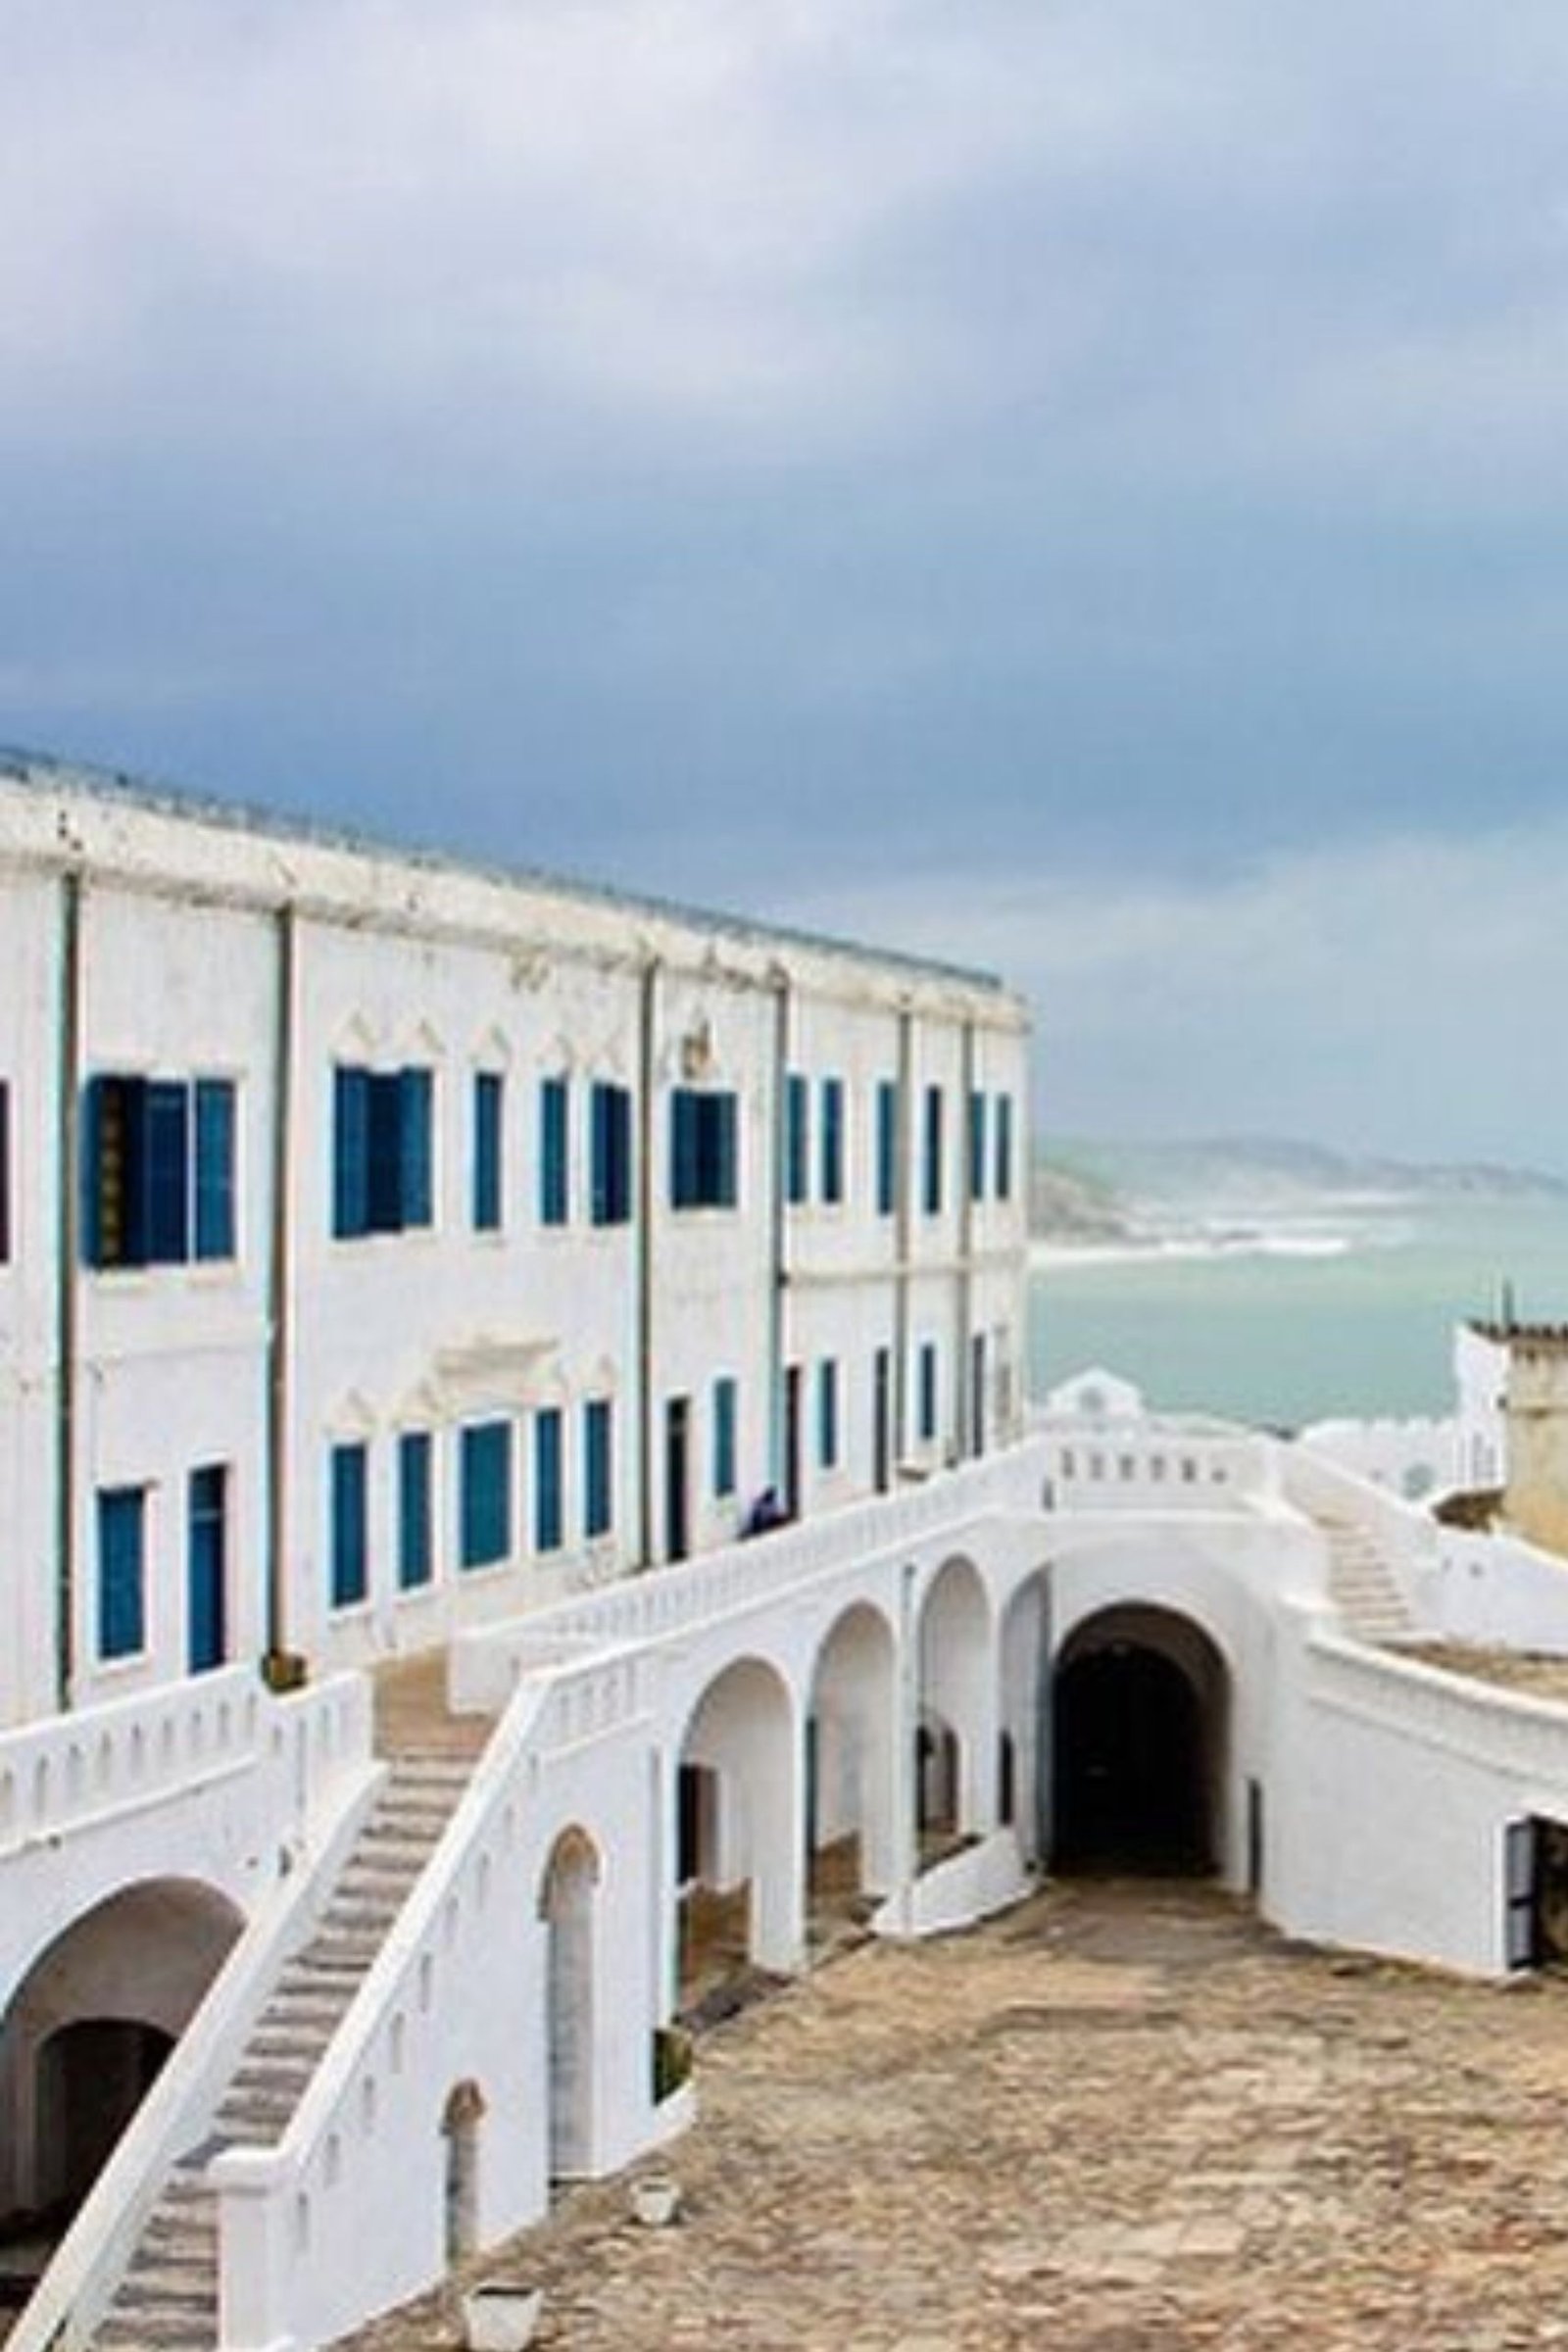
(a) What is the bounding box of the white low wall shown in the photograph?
[875,1830,1029,1939]
[1298,1415,1460,1503]
[1423,1527,1568,1652]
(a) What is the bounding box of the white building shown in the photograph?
[13,754,1568,2352]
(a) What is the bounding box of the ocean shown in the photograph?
[1028,1193,1568,1431]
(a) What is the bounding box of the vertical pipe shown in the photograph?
[265,904,297,1663]
[55,871,83,1712]
[768,970,790,1490]
[956,1015,976,1459]
[893,1005,914,1467]
[637,958,659,1570]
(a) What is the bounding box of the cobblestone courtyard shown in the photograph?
[339,1882,1568,2351]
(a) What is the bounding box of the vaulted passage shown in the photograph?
[1053,1607,1228,1876]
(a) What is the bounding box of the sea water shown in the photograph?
[1029,1194,1568,1431]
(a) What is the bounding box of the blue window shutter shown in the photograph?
[194,1080,236,1260]
[996,1094,1013,1200]
[670,1091,696,1208]
[713,1376,737,1496]
[817,1358,839,1469]
[590,1083,632,1225]
[584,1400,612,1537]
[968,1091,987,1203]
[399,1432,433,1588]
[785,1074,808,1204]
[333,1068,370,1238]
[82,1076,109,1265]
[535,1409,564,1551]
[716,1094,738,1206]
[97,1488,146,1658]
[923,1086,944,1216]
[473,1073,503,1232]
[919,1343,938,1441]
[461,1422,512,1568]
[400,1068,433,1228]
[820,1078,844,1204]
[876,1079,897,1217]
[540,1078,569,1225]
[329,1443,368,1607]
[143,1081,191,1265]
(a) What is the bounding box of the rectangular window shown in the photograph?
[784,1072,808,1205]
[819,1077,845,1205]
[590,1081,633,1226]
[398,1431,434,1590]
[461,1421,513,1570]
[968,1090,987,1202]
[995,1093,1014,1201]
[539,1077,569,1226]
[584,1400,612,1539]
[0,1080,10,1262]
[875,1078,898,1217]
[817,1358,840,1470]
[84,1075,236,1268]
[97,1487,146,1659]
[670,1089,739,1209]
[712,1375,737,1498]
[329,1443,368,1609]
[333,1067,432,1240]
[535,1408,564,1553]
[918,1342,939,1443]
[923,1085,944,1216]
[472,1073,504,1233]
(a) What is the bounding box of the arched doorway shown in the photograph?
[915,1557,992,1859]
[676,1657,799,2003]
[1053,1605,1229,1875]
[538,1827,600,2182]
[807,1602,897,1936]
[0,1878,242,2241]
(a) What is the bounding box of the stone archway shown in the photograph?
[676,1657,799,1999]
[538,1827,601,2183]
[1053,1605,1230,1875]
[807,1601,898,1933]
[0,1877,242,2237]
[916,1557,992,1855]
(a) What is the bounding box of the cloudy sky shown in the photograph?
[7,1,1568,1163]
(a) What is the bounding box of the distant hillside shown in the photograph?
[1029,1154,1139,1243]
[1046,1137,1568,1215]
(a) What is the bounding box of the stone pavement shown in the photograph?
[335,1881,1568,2350]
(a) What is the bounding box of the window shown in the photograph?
[875,1079,898,1217]
[817,1358,839,1470]
[333,1067,432,1240]
[995,1093,1014,1202]
[0,1080,9,1262]
[590,1082,633,1226]
[472,1073,503,1233]
[461,1422,512,1569]
[535,1408,564,1552]
[922,1085,944,1216]
[97,1487,146,1659]
[539,1077,569,1226]
[329,1443,368,1609]
[84,1075,236,1268]
[784,1073,809,1206]
[918,1342,939,1443]
[670,1089,738,1209]
[968,1091,987,1202]
[712,1375,737,1498]
[399,1432,434,1589]
[584,1400,613,1538]
[819,1077,845,1205]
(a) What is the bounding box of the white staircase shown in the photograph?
[1315,1510,1416,1644]
[93,1754,472,2350]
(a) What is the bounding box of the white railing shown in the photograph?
[1279,1445,1440,1603]
[214,1642,655,2350]
[452,1441,1049,1709]
[10,1735,380,2352]
[1035,1420,1276,1514]
[1308,1626,1568,1787]
[0,1665,371,1857]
